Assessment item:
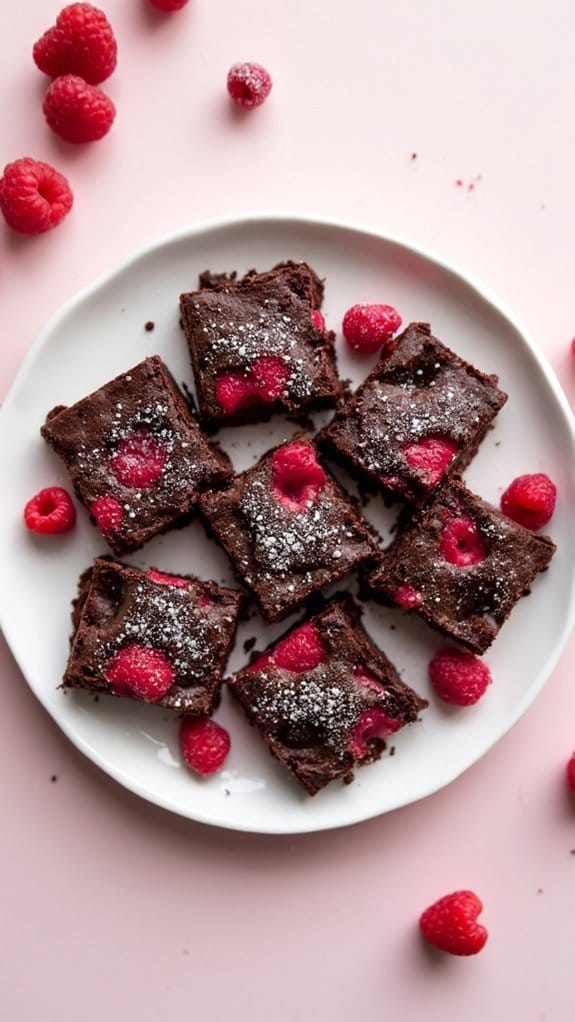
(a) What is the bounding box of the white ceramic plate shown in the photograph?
[1,214,574,834]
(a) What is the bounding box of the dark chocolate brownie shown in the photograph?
[366,478,556,654]
[319,322,507,506]
[41,356,232,556]
[63,558,243,713]
[179,261,342,429]
[199,435,376,622]
[228,596,427,796]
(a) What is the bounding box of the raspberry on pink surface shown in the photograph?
[429,648,492,706]
[0,158,73,234]
[90,495,123,533]
[419,890,488,956]
[227,62,272,109]
[272,623,325,672]
[566,753,575,794]
[33,3,117,85]
[110,430,166,488]
[106,644,175,702]
[148,0,189,9]
[342,303,402,354]
[440,515,488,566]
[43,75,116,143]
[500,473,557,530]
[24,487,76,534]
[402,436,458,486]
[179,717,231,776]
[271,441,327,511]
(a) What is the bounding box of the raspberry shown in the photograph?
[227,62,272,109]
[215,357,288,416]
[441,516,488,566]
[179,717,230,776]
[402,436,458,486]
[148,0,189,8]
[272,441,327,511]
[342,303,402,354]
[110,430,166,488]
[311,309,325,332]
[567,753,575,793]
[43,75,115,143]
[106,644,174,702]
[215,372,255,416]
[251,355,289,402]
[419,890,488,956]
[429,648,492,706]
[33,4,117,85]
[147,568,188,588]
[24,486,76,534]
[348,709,401,757]
[0,158,73,235]
[393,584,422,609]
[500,473,557,530]
[91,494,123,533]
[273,623,325,672]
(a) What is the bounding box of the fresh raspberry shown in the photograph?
[441,516,488,566]
[179,717,231,776]
[251,355,289,402]
[110,430,166,488]
[566,753,575,793]
[147,568,188,588]
[227,62,272,109]
[24,486,76,534]
[419,890,488,956]
[273,623,325,672]
[571,338,575,359]
[500,473,557,530]
[106,644,174,702]
[348,709,401,757]
[393,584,422,609]
[148,0,189,9]
[43,75,115,143]
[342,303,402,354]
[91,494,123,533]
[33,4,117,85]
[272,441,327,511]
[429,648,492,706]
[402,436,458,486]
[311,309,325,332]
[215,372,255,416]
[0,158,73,234]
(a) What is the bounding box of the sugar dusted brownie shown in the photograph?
[41,356,232,555]
[320,322,507,506]
[366,478,556,654]
[229,596,427,796]
[63,558,243,713]
[199,435,376,622]
[179,261,342,428]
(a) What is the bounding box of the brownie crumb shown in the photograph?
[243,636,257,654]
[411,152,418,161]
[224,788,231,796]
[389,746,396,756]
[50,774,58,783]
[144,321,155,332]
[537,887,543,894]
[570,849,575,856]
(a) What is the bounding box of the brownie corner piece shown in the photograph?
[228,595,427,796]
[198,435,376,622]
[366,478,556,654]
[40,355,232,555]
[179,261,341,428]
[63,557,243,713]
[319,321,508,506]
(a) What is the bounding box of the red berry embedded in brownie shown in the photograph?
[106,644,175,701]
[43,74,116,143]
[311,309,325,332]
[342,303,402,354]
[227,62,272,109]
[440,516,488,566]
[500,473,557,530]
[429,648,492,706]
[271,441,327,511]
[110,429,166,488]
[0,158,73,234]
[251,355,289,402]
[90,495,123,533]
[272,623,325,671]
[179,717,231,776]
[419,890,488,956]
[402,436,458,486]
[147,568,188,588]
[215,372,256,416]
[33,3,118,84]
[392,584,423,609]
[24,486,76,534]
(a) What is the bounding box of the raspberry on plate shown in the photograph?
[500,473,557,530]
[33,3,117,85]
[566,753,575,793]
[419,890,488,956]
[148,0,189,9]
[0,158,73,235]
[428,648,492,706]
[43,75,116,143]
[179,718,231,776]
[24,486,76,534]
[342,303,402,354]
[227,62,272,108]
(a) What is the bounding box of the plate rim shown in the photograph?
[2,210,575,834]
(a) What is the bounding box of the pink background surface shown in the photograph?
[2,2,575,1019]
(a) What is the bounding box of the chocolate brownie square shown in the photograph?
[199,435,376,622]
[63,558,243,713]
[366,478,556,654]
[41,356,232,555]
[229,596,427,796]
[179,261,342,428]
[320,322,507,506]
